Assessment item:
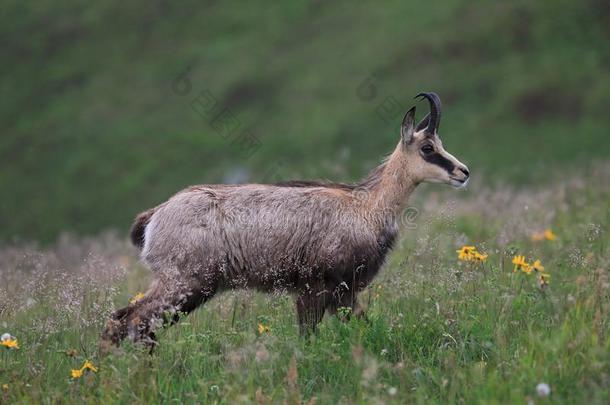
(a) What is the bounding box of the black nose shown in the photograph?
[459,167,470,177]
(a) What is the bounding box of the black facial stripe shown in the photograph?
[423,152,455,174]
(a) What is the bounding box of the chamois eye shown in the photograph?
[420,144,434,155]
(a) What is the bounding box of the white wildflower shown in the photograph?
[536,382,551,397]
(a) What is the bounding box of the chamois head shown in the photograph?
[400,92,470,188]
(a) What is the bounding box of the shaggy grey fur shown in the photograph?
[100,98,469,350]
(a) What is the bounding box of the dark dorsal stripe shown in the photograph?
[273,180,357,191]
[423,152,455,174]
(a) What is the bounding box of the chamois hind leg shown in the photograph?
[100,273,216,353]
[328,298,356,321]
[328,288,366,321]
[295,290,331,335]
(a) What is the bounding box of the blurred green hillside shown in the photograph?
[1,0,609,243]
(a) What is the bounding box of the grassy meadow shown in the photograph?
[1,164,608,403]
[2,1,610,403]
[2,0,610,243]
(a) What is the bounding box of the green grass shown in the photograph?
[2,0,610,242]
[1,165,608,403]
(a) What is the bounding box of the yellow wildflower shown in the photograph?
[531,260,545,272]
[456,246,476,261]
[70,359,98,379]
[257,323,270,335]
[543,229,556,241]
[472,252,488,262]
[512,255,531,273]
[82,360,98,373]
[71,368,84,379]
[456,245,487,263]
[129,292,145,305]
[2,384,8,392]
[531,229,557,242]
[0,338,19,350]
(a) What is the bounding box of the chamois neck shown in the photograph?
[359,144,418,216]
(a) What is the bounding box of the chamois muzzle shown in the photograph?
[415,92,442,134]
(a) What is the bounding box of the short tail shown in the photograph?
[130,208,157,249]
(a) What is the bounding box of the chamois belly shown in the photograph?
[221,219,398,294]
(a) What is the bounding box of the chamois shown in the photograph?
[101,92,469,350]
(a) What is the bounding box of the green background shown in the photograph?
[2,0,609,243]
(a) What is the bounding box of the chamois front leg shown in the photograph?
[295,289,331,335]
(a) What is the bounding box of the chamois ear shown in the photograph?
[401,106,416,144]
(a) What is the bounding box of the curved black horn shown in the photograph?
[415,92,441,133]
